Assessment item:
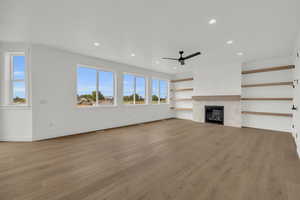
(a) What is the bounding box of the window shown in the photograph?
[159,80,168,103]
[77,66,115,106]
[9,53,27,104]
[152,79,168,104]
[123,74,146,104]
[98,71,114,105]
[151,79,159,104]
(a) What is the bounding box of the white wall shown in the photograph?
[0,108,32,141]
[0,42,32,141]
[30,45,174,140]
[192,62,241,96]
[292,30,300,157]
[189,62,241,127]
[242,57,293,132]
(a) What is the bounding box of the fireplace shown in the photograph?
[205,106,224,125]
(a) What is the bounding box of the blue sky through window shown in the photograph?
[152,79,159,97]
[12,55,26,98]
[136,76,145,98]
[160,80,167,98]
[13,56,25,80]
[123,74,134,96]
[13,82,25,98]
[99,71,114,97]
[77,67,97,95]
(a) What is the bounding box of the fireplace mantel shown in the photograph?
[192,95,241,101]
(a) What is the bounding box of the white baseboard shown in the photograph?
[0,137,33,142]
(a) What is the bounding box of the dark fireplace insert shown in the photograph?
[205,106,224,125]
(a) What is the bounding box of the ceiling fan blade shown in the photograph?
[162,57,178,60]
[183,52,201,60]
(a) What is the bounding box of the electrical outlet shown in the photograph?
[49,122,55,128]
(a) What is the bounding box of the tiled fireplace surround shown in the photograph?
[192,95,241,128]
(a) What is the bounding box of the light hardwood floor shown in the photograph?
[1,119,300,200]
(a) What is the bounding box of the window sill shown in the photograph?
[0,105,32,110]
[123,103,149,106]
[123,103,169,107]
[150,103,170,105]
[76,105,118,109]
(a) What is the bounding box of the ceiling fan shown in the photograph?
[162,51,201,65]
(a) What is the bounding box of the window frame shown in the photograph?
[8,52,28,106]
[151,77,169,105]
[123,72,148,105]
[76,64,117,107]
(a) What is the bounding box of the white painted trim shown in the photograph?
[0,136,33,142]
[0,106,32,110]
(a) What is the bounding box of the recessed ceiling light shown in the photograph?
[155,61,160,64]
[131,53,135,57]
[236,52,244,56]
[173,66,177,70]
[226,40,234,45]
[208,19,217,25]
[93,42,100,47]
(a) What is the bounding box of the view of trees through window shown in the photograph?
[152,79,159,104]
[77,67,114,106]
[123,74,146,104]
[77,68,168,106]
[152,79,168,104]
[11,55,26,104]
[99,71,114,104]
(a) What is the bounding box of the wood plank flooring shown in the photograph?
[0,119,300,200]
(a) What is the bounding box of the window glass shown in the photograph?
[12,55,25,80]
[152,79,159,104]
[99,71,114,105]
[123,74,135,104]
[10,54,26,104]
[159,80,168,103]
[13,81,26,104]
[136,76,146,104]
[77,67,97,106]
[152,79,168,104]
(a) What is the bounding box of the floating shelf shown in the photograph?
[171,77,194,83]
[241,98,293,101]
[242,65,295,75]
[170,107,193,111]
[242,81,293,88]
[242,111,292,117]
[192,95,241,101]
[170,88,194,92]
[170,98,193,101]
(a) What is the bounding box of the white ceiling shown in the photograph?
[0,0,300,74]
